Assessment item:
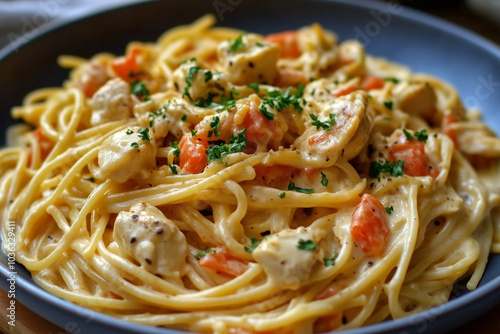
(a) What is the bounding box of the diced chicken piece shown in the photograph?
[297,91,369,165]
[98,126,156,183]
[91,78,133,126]
[298,23,339,79]
[173,59,228,103]
[393,82,437,123]
[76,60,110,98]
[217,34,280,85]
[456,123,500,157]
[113,202,188,280]
[135,98,193,141]
[252,227,320,290]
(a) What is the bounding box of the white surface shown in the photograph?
[0,0,144,52]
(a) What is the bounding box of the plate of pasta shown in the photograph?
[1,0,500,333]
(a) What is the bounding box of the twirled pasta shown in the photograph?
[1,15,500,334]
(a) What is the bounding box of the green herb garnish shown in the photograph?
[369,160,405,181]
[244,236,260,253]
[297,239,317,251]
[230,35,245,52]
[310,113,336,131]
[288,182,315,194]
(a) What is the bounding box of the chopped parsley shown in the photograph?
[194,248,215,260]
[230,35,245,52]
[209,116,221,137]
[244,236,260,253]
[288,182,315,194]
[183,65,212,101]
[206,129,247,162]
[384,77,400,84]
[258,105,275,120]
[83,177,95,182]
[323,254,338,267]
[403,129,428,143]
[247,83,260,93]
[131,142,139,148]
[170,141,180,157]
[320,171,329,186]
[384,100,394,110]
[126,129,134,135]
[147,105,167,127]
[369,159,405,181]
[279,192,286,199]
[181,114,187,121]
[297,239,317,251]
[310,113,336,131]
[168,163,178,175]
[130,80,150,99]
[262,83,305,113]
[195,92,218,108]
[385,206,394,214]
[215,97,237,113]
[138,128,151,142]
[191,130,198,137]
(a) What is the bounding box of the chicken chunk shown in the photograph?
[393,82,437,123]
[172,59,228,103]
[113,202,188,280]
[217,34,280,85]
[91,78,133,126]
[252,227,320,290]
[98,126,156,183]
[296,91,369,166]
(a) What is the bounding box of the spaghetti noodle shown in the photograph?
[1,15,500,333]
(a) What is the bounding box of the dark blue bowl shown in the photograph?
[1,1,500,333]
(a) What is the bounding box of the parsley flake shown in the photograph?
[288,182,315,194]
[138,128,151,142]
[320,171,329,187]
[244,236,260,253]
[384,101,394,110]
[206,129,247,162]
[369,160,405,181]
[297,239,317,251]
[130,80,150,99]
[324,254,338,267]
[247,83,260,93]
[195,248,215,260]
[310,113,336,131]
[259,105,275,120]
[385,206,394,214]
[209,116,221,137]
[230,35,245,52]
[170,141,180,157]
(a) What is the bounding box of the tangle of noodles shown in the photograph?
[1,15,500,334]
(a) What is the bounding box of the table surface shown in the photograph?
[1,1,500,333]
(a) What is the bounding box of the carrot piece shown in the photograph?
[241,102,284,149]
[441,114,459,149]
[389,140,430,177]
[361,75,385,91]
[332,85,357,97]
[78,61,108,98]
[350,193,390,257]
[198,246,248,277]
[178,133,209,174]
[27,128,54,166]
[273,68,308,87]
[265,31,301,59]
[111,47,141,81]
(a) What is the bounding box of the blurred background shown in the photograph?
[0,0,499,51]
